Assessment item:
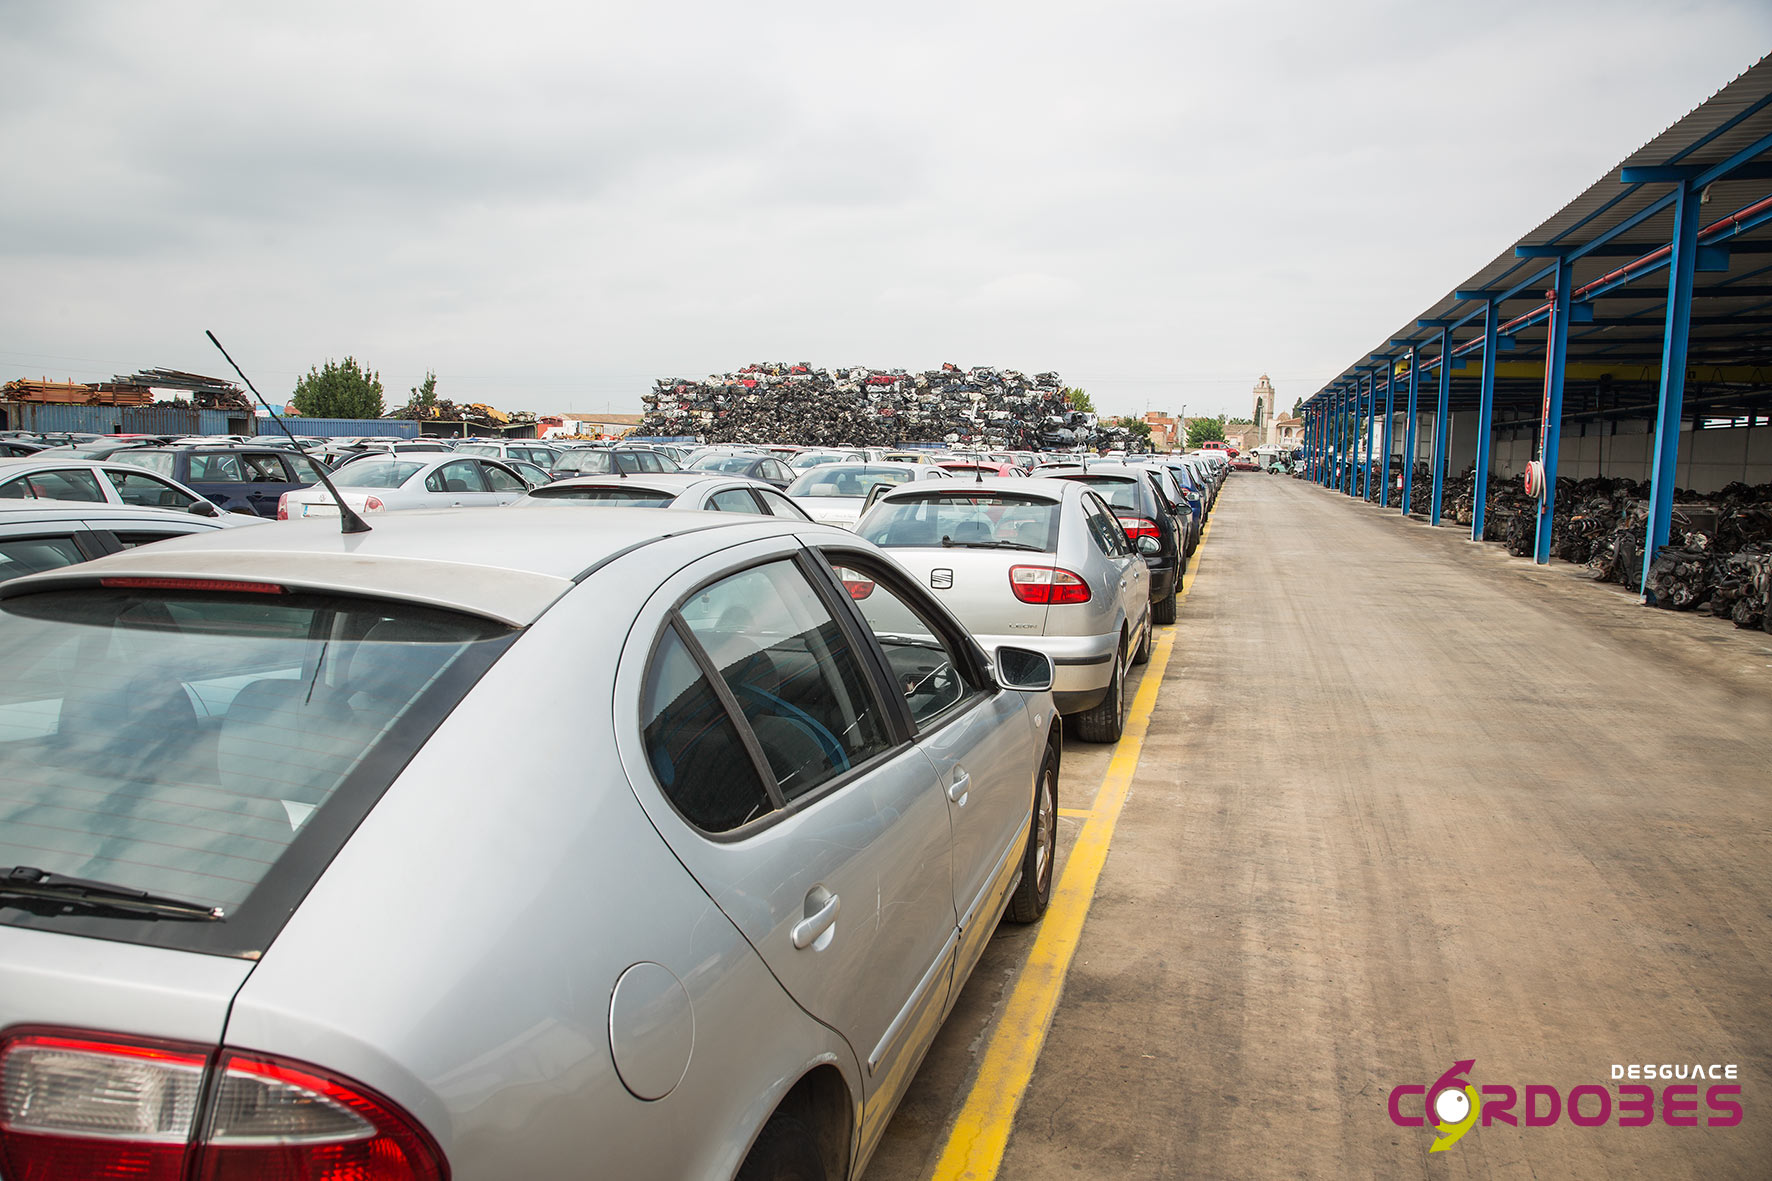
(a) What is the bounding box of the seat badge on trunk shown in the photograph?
[930,569,954,589]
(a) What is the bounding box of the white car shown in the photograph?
[0,500,265,584]
[512,472,811,520]
[786,463,953,529]
[278,453,530,519]
[0,457,225,516]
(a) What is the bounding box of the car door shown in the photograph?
[424,460,492,506]
[614,543,957,1128]
[816,546,1036,997]
[237,451,302,517]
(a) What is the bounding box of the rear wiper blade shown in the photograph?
[939,538,1045,551]
[0,866,224,922]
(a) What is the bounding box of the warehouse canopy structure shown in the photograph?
[1302,54,1772,593]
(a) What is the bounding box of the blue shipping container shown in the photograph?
[255,416,420,439]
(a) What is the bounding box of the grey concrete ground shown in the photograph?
[873,473,1772,1180]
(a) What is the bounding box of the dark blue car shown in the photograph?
[107,445,328,517]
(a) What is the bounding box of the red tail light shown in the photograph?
[276,493,290,520]
[363,496,386,512]
[835,568,875,600]
[1119,517,1161,542]
[1009,565,1091,605]
[0,1030,448,1181]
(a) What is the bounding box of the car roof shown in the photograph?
[0,507,829,626]
[875,475,1072,503]
[0,500,230,527]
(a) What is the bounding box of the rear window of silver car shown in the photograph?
[524,486,676,507]
[334,458,423,488]
[858,492,1060,552]
[0,587,513,956]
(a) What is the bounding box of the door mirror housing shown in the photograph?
[190,500,221,518]
[1135,535,1161,556]
[994,646,1054,692]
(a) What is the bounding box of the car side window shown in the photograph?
[287,455,324,482]
[22,470,107,503]
[0,535,88,582]
[642,624,776,833]
[108,530,195,549]
[829,559,982,728]
[189,454,245,482]
[1083,493,1130,557]
[106,469,197,510]
[765,460,792,483]
[637,452,666,473]
[678,561,893,802]
[707,489,764,514]
[429,461,487,494]
[755,488,809,520]
[481,463,525,493]
[242,453,290,482]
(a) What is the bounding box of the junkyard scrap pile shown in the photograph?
[638,362,1119,450]
[1416,464,1772,627]
[2,370,252,412]
[385,399,538,428]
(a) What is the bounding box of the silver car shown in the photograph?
[787,463,953,529]
[0,457,226,517]
[0,499,265,583]
[513,471,812,520]
[279,452,531,518]
[0,507,1061,1180]
[856,477,1151,742]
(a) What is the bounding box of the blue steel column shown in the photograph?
[1640,177,1703,595]
[1356,371,1372,499]
[1379,361,1396,507]
[1401,343,1421,515]
[1470,297,1499,542]
[1353,376,1368,497]
[1533,256,1574,565]
[1431,326,1452,526]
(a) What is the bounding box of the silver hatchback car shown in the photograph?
[0,508,1060,1180]
[855,477,1151,743]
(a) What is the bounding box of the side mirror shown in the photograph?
[1136,535,1161,556]
[190,501,221,518]
[995,646,1054,692]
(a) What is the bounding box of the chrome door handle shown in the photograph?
[947,769,970,804]
[791,894,840,949]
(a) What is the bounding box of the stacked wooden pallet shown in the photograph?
[0,379,153,405]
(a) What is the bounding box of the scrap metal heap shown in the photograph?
[1410,465,1772,627]
[384,401,537,428]
[638,362,1127,450]
[2,369,250,411]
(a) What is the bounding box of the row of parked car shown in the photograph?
[0,428,1224,1181]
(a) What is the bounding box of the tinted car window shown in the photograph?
[1067,476,1145,514]
[524,485,676,506]
[107,469,198,510]
[241,453,291,481]
[642,624,775,833]
[0,588,512,954]
[679,562,892,802]
[8,471,107,502]
[189,453,246,482]
[708,489,765,514]
[859,492,1059,552]
[481,463,525,493]
[0,536,87,582]
[1083,494,1130,557]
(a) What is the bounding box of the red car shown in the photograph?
[1229,455,1261,472]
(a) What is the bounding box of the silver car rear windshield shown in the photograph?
[335,458,424,488]
[1062,476,1145,513]
[524,486,675,506]
[859,492,1060,552]
[785,465,915,498]
[0,587,514,957]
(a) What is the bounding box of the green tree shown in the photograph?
[1115,415,1153,443]
[1291,397,1303,418]
[1063,387,1095,414]
[292,357,385,419]
[1186,415,1227,449]
[403,370,439,417]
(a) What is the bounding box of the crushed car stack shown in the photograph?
[638,362,1120,450]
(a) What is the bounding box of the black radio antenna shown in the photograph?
[206,330,372,534]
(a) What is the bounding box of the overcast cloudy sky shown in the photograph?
[3,1,1768,421]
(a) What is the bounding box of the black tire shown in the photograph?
[1072,646,1124,743]
[1007,741,1059,923]
[737,1115,826,1181]
[1152,578,1178,625]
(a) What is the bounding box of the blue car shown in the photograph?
[107,445,329,517]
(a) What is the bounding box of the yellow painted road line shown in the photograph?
[926,513,1215,1181]
[1056,808,1097,819]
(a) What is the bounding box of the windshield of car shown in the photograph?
[553,450,619,475]
[333,458,424,488]
[785,465,916,499]
[0,587,513,956]
[523,485,677,506]
[455,445,500,457]
[105,451,175,476]
[789,453,856,470]
[1061,475,1146,513]
[688,455,761,474]
[859,492,1060,551]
